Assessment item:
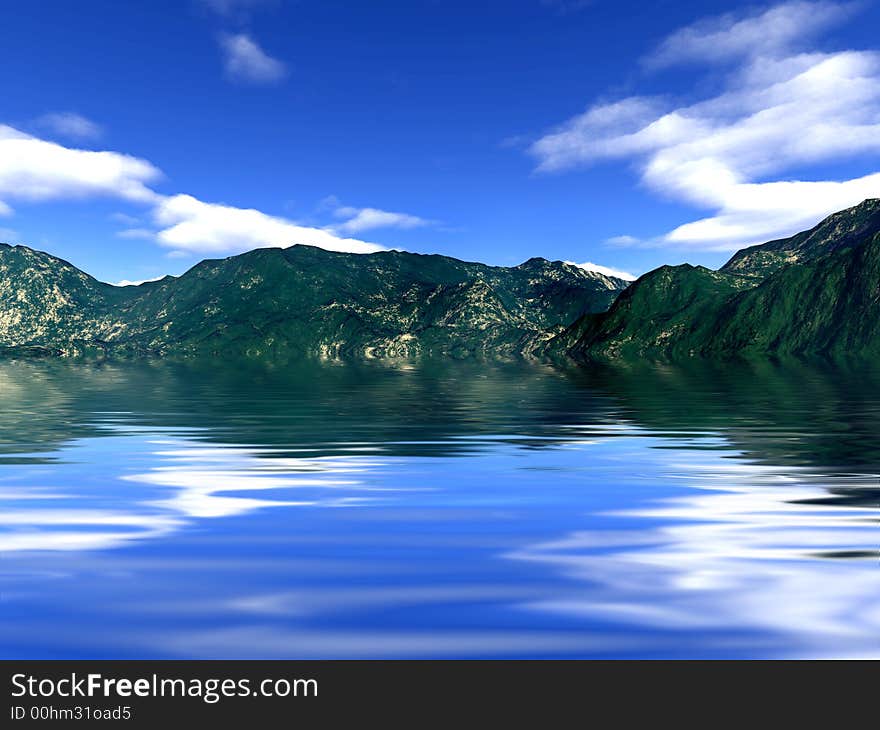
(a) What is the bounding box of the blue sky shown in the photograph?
[1,0,879,284]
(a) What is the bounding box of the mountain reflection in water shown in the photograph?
[0,358,877,658]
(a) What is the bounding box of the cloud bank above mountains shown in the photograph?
[0,123,385,257]
[530,1,880,250]
[5,0,878,275]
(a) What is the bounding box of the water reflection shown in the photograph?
[0,434,398,551]
[0,357,877,658]
[510,452,878,658]
[128,442,385,518]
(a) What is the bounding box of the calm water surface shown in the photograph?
[0,358,877,658]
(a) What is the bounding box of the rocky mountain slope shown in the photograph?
[5,199,879,363]
[0,243,627,359]
[551,199,880,361]
[721,199,880,278]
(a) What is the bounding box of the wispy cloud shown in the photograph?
[218,32,286,84]
[116,228,156,240]
[110,212,141,225]
[36,112,103,141]
[605,235,641,247]
[645,0,854,69]
[200,0,277,20]
[331,205,434,234]
[529,1,880,250]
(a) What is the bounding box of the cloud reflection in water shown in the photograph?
[2,356,879,659]
[509,454,879,658]
[0,436,392,552]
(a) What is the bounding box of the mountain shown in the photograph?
[6,199,879,364]
[550,199,880,361]
[721,198,880,278]
[546,264,754,360]
[0,243,130,355]
[0,243,628,359]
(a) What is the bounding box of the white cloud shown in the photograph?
[0,125,391,258]
[645,1,853,69]
[116,227,156,240]
[664,172,880,249]
[567,261,636,281]
[218,33,286,84]
[111,275,167,287]
[529,1,880,250]
[36,112,103,141]
[331,205,433,234]
[0,125,160,213]
[530,97,666,173]
[153,194,385,255]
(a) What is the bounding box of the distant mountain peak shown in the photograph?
[517,256,551,267]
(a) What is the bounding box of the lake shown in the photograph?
[0,357,877,658]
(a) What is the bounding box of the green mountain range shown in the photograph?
[2,199,878,362]
[550,199,880,362]
[0,243,625,359]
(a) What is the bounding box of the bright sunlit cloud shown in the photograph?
[0,124,389,257]
[567,261,636,280]
[0,125,161,213]
[111,275,167,287]
[153,194,385,255]
[529,1,880,250]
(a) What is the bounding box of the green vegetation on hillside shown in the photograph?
[550,199,880,362]
[0,243,626,359]
[4,199,880,363]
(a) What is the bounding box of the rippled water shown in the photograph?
[0,358,877,658]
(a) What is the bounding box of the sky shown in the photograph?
[1,0,880,285]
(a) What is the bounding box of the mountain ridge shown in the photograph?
[721,198,880,278]
[3,199,880,363]
[551,199,880,362]
[0,242,628,359]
